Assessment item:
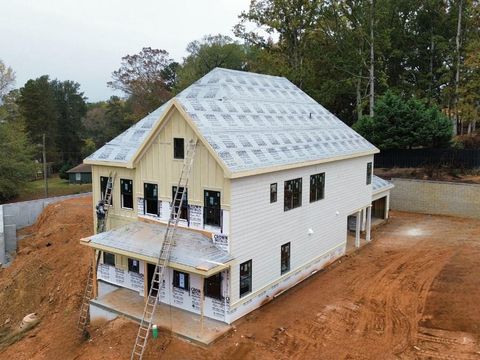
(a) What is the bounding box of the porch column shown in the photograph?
[92,249,98,298]
[200,276,205,333]
[385,194,390,219]
[355,210,361,248]
[366,205,372,242]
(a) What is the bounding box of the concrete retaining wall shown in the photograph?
[390,178,480,219]
[0,192,91,266]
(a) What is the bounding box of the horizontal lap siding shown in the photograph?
[229,155,373,304]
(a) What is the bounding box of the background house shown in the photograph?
[67,163,92,184]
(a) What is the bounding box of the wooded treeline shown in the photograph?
[0,0,479,200]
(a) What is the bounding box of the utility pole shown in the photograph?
[43,133,48,198]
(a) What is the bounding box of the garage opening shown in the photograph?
[372,196,387,223]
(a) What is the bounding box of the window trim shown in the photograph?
[310,172,325,203]
[120,178,134,210]
[284,178,302,211]
[240,260,252,298]
[173,137,185,159]
[103,252,115,267]
[270,183,277,203]
[281,242,291,275]
[173,270,190,291]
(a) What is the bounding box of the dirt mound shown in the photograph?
[0,196,93,359]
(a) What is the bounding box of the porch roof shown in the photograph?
[372,175,394,195]
[81,221,233,276]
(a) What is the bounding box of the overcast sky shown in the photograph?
[0,0,251,102]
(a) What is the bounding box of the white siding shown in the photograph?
[229,155,373,305]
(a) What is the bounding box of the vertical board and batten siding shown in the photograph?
[91,165,137,231]
[229,155,374,306]
[135,109,231,209]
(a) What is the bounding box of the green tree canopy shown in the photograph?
[175,34,249,92]
[353,91,453,149]
[0,121,35,201]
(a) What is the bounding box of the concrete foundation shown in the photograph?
[390,179,480,219]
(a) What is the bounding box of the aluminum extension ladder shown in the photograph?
[97,171,116,233]
[130,139,198,360]
[77,171,116,336]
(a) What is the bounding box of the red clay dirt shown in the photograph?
[0,196,479,359]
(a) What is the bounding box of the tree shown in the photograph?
[175,34,248,92]
[0,60,15,99]
[353,91,453,149]
[52,80,87,164]
[17,76,58,161]
[108,47,176,118]
[0,121,35,201]
[235,0,323,87]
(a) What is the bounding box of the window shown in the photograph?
[366,162,372,185]
[128,258,140,273]
[75,173,81,181]
[120,179,133,209]
[270,183,277,203]
[204,190,221,227]
[240,260,252,298]
[204,273,222,299]
[144,183,158,215]
[172,186,188,220]
[173,270,189,291]
[100,176,113,206]
[284,178,302,211]
[103,252,115,266]
[310,173,325,203]
[173,138,185,159]
[281,243,291,275]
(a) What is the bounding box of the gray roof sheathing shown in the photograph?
[86,68,378,173]
[372,175,394,194]
[86,221,233,271]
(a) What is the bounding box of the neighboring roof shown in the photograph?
[86,68,378,175]
[372,175,394,194]
[82,221,233,273]
[67,163,92,173]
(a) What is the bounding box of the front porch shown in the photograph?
[90,287,232,345]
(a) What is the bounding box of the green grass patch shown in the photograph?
[9,175,91,203]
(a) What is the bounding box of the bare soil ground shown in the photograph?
[0,196,479,359]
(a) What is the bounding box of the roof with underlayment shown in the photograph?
[83,221,233,271]
[372,175,394,194]
[86,68,378,174]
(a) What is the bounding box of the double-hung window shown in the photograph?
[120,179,133,209]
[310,173,325,202]
[173,138,185,159]
[173,270,189,291]
[204,190,221,227]
[270,183,277,203]
[144,183,158,216]
[128,258,140,273]
[103,252,115,266]
[240,260,252,298]
[366,162,372,185]
[284,178,302,211]
[281,242,290,275]
[204,273,222,299]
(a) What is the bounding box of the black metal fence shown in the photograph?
[374,149,480,169]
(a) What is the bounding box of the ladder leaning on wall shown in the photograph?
[130,139,198,360]
[77,171,116,336]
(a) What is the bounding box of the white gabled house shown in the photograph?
[81,68,393,329]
